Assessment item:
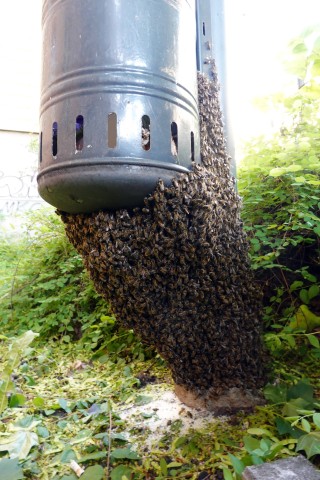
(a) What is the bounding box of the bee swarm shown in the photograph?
[60,72,266,414]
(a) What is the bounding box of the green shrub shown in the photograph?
[238,27,320,336]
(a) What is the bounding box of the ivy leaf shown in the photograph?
[0,431,39,459]
[0,458,24,480]
[79,465,105,480]
[110,465,132,480]
[296,432,320,458]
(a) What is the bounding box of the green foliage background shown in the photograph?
[0,25,319,480]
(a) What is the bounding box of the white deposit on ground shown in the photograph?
[118,384,222,448]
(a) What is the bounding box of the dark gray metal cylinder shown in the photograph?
[38,0,200,213]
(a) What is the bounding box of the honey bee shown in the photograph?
[58,72,266,405]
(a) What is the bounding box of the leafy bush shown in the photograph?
[0,209,105,342]
[0,208,154,360]
[238,27,320,344]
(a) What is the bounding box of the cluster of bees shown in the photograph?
[60,72,266,411]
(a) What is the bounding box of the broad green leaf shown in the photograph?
[167,462,183,468]
[243,435,260,453]
[301,418,311,433]
[296,432,320,458]
[110,465,132,480]
[247,428,273,437]
[0,458,24,480]
[36,426,50,438]
[275,417,305,439]
[33,397,45,408]
[111,448,140,460]
[0,331,39,414]
[308,335,320,349]
[263,383,287,404]
[269,167,287,177]
[172,436,187,449]
[292,42,308,54]
[160,458,168,476]
[60,449,78,464]
[290,281,304,292]
[299,289,309,304]
[228,454,245,475]
[222,467,233,480]
[0,431,39,460]
[12,415,40,431]
[294,176,306,183]
[79,465,105,480]
[70,429,92,445]
[134,395,153,406]
[79,451,107,463]
[309,285,320,300]
[9,394,26,408]
[313,413,320,428]
[58,398,70,412]
[290,305,320,332]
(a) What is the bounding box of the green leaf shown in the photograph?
[58,398,70,412]
[243,435,260,453]
[313,413,320,428]
[111,448,140,460]
[79,465,105,480]
[60,449,78,464]
[110,465,132,480]
[79,451,107,463]
[172,436,188,449]
[292,42,308,54]
[0,331,39,414]
[287,380,314,403]
[228,453,245,475]
[299,289,309,304]
[308,285,320,300]
[13,415,40,431]
[160,458,168,476]
[222,467,233,480]
[275,417,305,439]
[70,429,92,445]
[0,431,39,460]
[33,397,45,408]
[167,462,183,468]
[263,383,287,403]
[36,426,50,438]
[9,394,26,408]
[308,335,320,349]
[0,458,24,480]
[247,428,273,437]
[134,395,153,406]
[296,432,320,458]
[301,418,312,433]
[290,281,304,292]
